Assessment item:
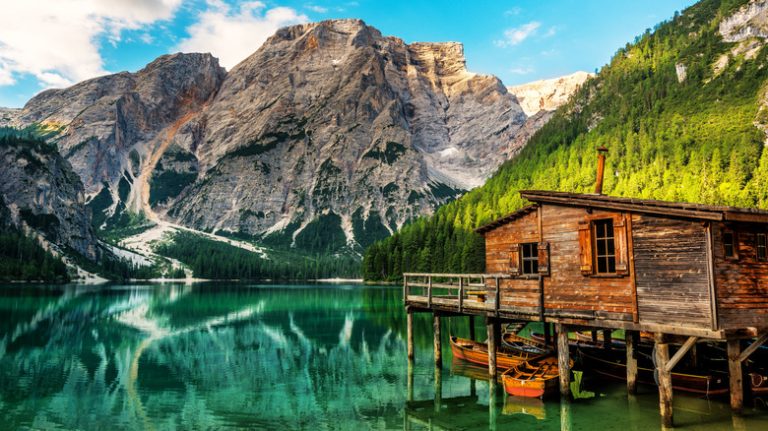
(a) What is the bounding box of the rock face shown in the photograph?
[0,108,20,127]
[0,135,98,260]
[9,19,582,252]
[507,71,592,116]
[719,0,768,42]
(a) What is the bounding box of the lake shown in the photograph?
[0,283,766,430]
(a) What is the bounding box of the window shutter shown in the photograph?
[509,244,521,275]
[578,221,593,275]
[538,241,550,275]
[614,215,629,275]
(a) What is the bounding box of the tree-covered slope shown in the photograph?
[364,0,768,281]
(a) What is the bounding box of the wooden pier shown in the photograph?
[403,186,768,427]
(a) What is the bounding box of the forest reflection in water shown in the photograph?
[0,283,767,430]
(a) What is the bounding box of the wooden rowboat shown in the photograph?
[501,356,570,398]
[501,333,552,356]
[450,336,545,370]
[578,347,729,396]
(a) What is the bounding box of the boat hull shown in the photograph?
[450,336,542,370]
[578,347,729,396]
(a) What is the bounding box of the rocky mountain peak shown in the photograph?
[507,71,592,116]
[3,20,587,256]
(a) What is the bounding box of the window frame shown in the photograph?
[592,218,617,275]
[520,242,539,275]
[757,233,767,262]
[723,230,738,260]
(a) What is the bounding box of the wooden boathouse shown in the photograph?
[403,149,768,427]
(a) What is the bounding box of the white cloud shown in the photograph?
[509,66,534,75]
[544,26,557,37]
[504,7,522,16]
[0,0,181,88]
[177,1,308,70]
[306,5,328,13]
[495,21,541,48]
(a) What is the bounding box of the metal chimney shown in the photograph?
[595,146,608,194]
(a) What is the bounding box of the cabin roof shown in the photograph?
[476,191,768,234]
[521,190,768,223]
[475,204,538,234]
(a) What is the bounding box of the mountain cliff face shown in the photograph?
[6,20,522,251]
[7,19,583,254]
[0,134,98,260]
[507,71,592,116]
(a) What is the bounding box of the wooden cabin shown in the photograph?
[402,151,768,426]
[476,190,768,337]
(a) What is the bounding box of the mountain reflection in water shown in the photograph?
[0,283,767,430]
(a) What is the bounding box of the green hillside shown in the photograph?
[363,0,768,281]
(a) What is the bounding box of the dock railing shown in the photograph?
[403,273,513,316]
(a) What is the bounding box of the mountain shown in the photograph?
[5,19,585,258]
[364,0,768,280]
[507,71,592,116]
[0,132,98,260]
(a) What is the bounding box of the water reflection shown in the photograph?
[1,284,768,430]
[0,284,411,430]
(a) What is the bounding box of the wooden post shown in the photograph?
[468,315,476,341]
[727,339,743,414]
[655,333,673,428]
[557,323,571,397]
[591,330,598,344]
[407,359,414,402]
[626,331,638,395]
[487,318,497,378]
[434,364,442,413]
[433,313,442,367]
[603,329,612,350]
[544,322,552,347]
[407,310,414,361]
[489,377,498,431]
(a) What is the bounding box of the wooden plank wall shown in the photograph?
[541,205,634,318]
[484,211,539,309]
[632,214,711,328]
[713,223,768,329]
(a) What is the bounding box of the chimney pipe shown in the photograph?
[595,146,608,195]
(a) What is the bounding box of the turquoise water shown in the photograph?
[0,283,766,430]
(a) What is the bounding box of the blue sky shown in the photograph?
[0,0,695,108]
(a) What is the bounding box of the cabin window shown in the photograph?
[758,233,767,261]
[594,219,616,274]
[520,242,539,275]
[723,231,737,259]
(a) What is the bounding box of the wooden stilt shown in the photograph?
[434,365,442,413]
[591,330,598,344]
[468,315,476,341]
[487,318,497,378]
[433,313,442,367]
[603,329,612,350]
[556,323,571,397]
[626,331,638,395]
[544,322,552,346]
[407,310,414,361]
[489,378,498,431]
[560,397,572,431]
[655,333,673,428]
[407,359,414,402]
[727,339,744,414]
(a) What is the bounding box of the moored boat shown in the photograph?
[501,356,567,398]
[450,336,545,370]
[578,347,729,396]
[501,332,552,356]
